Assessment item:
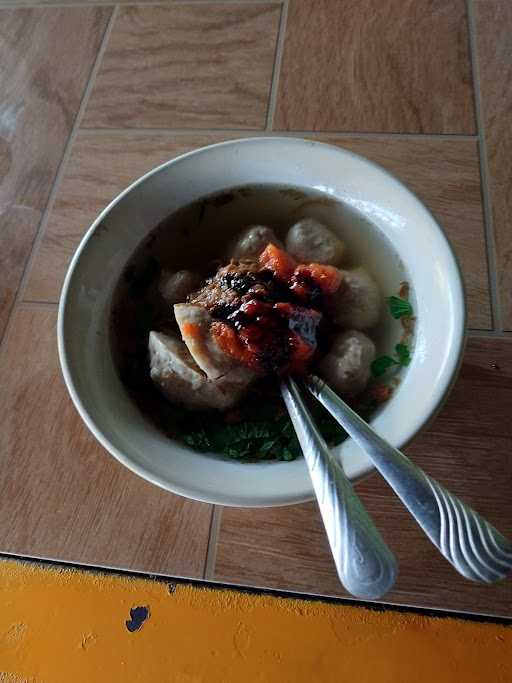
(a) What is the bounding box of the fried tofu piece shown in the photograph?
[174,304,238,380]
[149,331,253,411]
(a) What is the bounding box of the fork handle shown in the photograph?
[306,374,512,583]
[281,377,397,599]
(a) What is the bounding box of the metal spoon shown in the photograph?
[281,376,398,599]
[305,374,512,583]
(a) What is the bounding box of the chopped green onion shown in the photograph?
[395,343,411,366]
[388,296,413,319]
[371,355,398,377]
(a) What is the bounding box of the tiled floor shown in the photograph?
[0,6,111,337]
[0,0,511,616]
[275,0,476,134]
[83,4,281,129]
[473,0,512,330]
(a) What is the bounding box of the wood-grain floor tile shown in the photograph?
[214,338,512,616]
[23,132,236,303]
[24,135,490,330]
[0,6,111,338]
[83,4,280,129]
[474,1,512,329]
[275,0,475,133]
[0,305,212,576]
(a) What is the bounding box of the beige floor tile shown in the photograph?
[214,338,512,616]
[0,6,111,338]
[474,1,512,329]
[83,4,280,129]
[25,134,490,329]
[275,0,475,133]
[23,132,237,302]
[2,0,172,3]
[0,305,212,577]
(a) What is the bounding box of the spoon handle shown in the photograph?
[305,374,512,583]
[281,377,397,599]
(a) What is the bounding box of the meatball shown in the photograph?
[285,218,344,266]
[318,330,376,396]
[230,225,281,259]
[329,267,381,329]
[159,269,202,306]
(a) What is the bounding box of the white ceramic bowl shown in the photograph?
[58,137,465,507]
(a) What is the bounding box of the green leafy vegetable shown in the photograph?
[372,292,414,378]
[395,343,411,366]
[371,355,397,377]
[172,386,347,462]
[183,428,211,452]
[388,296,413,319]
[372,343,412,377]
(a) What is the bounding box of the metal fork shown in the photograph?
[304,374,512,584]
[280,376,397,599]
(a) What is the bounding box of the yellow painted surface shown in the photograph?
[0,559,510,683]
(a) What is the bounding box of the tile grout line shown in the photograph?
[203,506,223,580]
[265,0,288,131]
[80,126,264,135]
[12,6,118,313]
[19,301,59,310]
[0,0,282,7]
[466,0,502,332]
[78,127,479,140]
[465,329,512,340]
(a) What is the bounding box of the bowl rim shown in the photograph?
[58,136,467,506]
